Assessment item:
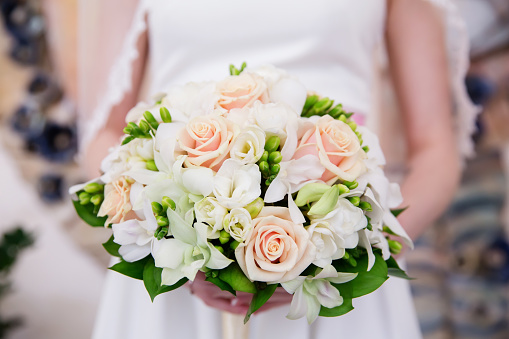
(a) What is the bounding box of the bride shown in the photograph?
[79,0,477,338]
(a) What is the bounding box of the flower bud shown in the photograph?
[230,240,240,250]
[295,183,331,207]
[264,136,280,153]
[84,182,103,194]
[121,136,135,145]
[348,196,360,207]
[244,197,264,218]
[143,111,157,125]
[362,146,370,153]
[308,185,340,216]
[157,216,169,227]
[268,151,282,164]
[156,226,169,240]
[388,239,403,255]
[160,107,172,123]
[260,150,269,163]
[152,202,163,215]
[270,163,280,175]
[162,196,176,211]
[338,115,347,122]
[146,160,158,171]
[343,180,358,189]
[347,121,357,131]
[127,122,142,136]
[78,191,90,205]
[336,184,350,195]
[123,125,133,134]
[139,120,151,134]
[359,201,372,211]
[90,194,103,206]
[214,245,225,254]
[219,230,231,244]
[302,95,319,115]
[259,161,270,177]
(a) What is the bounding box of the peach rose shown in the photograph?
[98,177,136,225]
[235,207,316,283]
[216,73,269,111]
[293,115,366,183]
[176,114,239,171]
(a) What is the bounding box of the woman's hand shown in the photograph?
[189,272,293,315]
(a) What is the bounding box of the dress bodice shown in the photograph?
[146,0,386,115]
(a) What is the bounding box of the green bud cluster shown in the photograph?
[77,182,105,214]
[342,180,358,190]
[258,136,282,186]
[301,95,354,122]
[151,196,177,240]
[229,62,247,76]
[122,108,172,146]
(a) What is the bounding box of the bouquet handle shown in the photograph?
[222,312,249,339]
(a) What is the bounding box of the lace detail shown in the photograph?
[425,0,481,160]
[79,0,148,159]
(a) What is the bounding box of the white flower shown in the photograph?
[153,208,232,286]
[249,101,299,145]
[306,222,345,268]
[153,122,186,173]
[281,265,357,324]
[229,125,266,164]
[161,81,218,123]
[223,208,253,243]
[213,159,261,209]
[112,202,158,262]
[100,138,155,183]
[245,64,307,114]
[309,198,367,249]
[194,197,228,239]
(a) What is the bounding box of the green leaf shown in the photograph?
[218,263,257,294]
[206,276,236,296]
[386,256,414,280]
[102,235,121,257]
[390,207,408,217]
[332,251,388,298]
[244,284,278,324]
[319,282,354,317]
[109,256,150,280]
[72,199,107,227]
[143,257,188,301]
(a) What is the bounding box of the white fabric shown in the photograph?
[86,0,475,338]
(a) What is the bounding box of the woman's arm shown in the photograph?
[386,0,461,241]
[84,29,149,178]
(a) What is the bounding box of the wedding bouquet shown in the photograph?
[71,63,413,323]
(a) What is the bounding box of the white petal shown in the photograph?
[264,177,289,203]
[327,272,358,284]
[153,238,189,269]
[142,200,159,232]
[358,229,375,271]
[112,220,144,245]
[315,280,343,309]
[270,78,307,115]
[286,286,307,320]
[161,267,186,286]
[206,243,233,270]
[305,293,322,324]
[288,194,306,224]
[166,208,196,245]
[118,244,151,262]
[314,265,340,280]
[281,276,306,294]
[182,168,214,196]
[383,211,413,248]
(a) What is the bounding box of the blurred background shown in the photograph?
[0,0,508,338]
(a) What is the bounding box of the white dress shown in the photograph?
[85,0,477,338]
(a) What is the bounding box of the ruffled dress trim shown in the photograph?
[79,0,148,159]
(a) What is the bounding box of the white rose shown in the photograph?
[194,197,228,239]
[161,81,218,123]
[249,101,299,144]
[306,222,346,268]
[101,138,154,183]
[223,208,253,243]
[229,125,266,164]
[213,159,261,209]
[309,198,367,249]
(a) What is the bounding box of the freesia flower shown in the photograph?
[112,202,159,262]
[213,159,261,209]
[153,208,232,286]
[223,208,253,243]
[194,197,228,239]
[229,125,266,164]
[281,265,357,324]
